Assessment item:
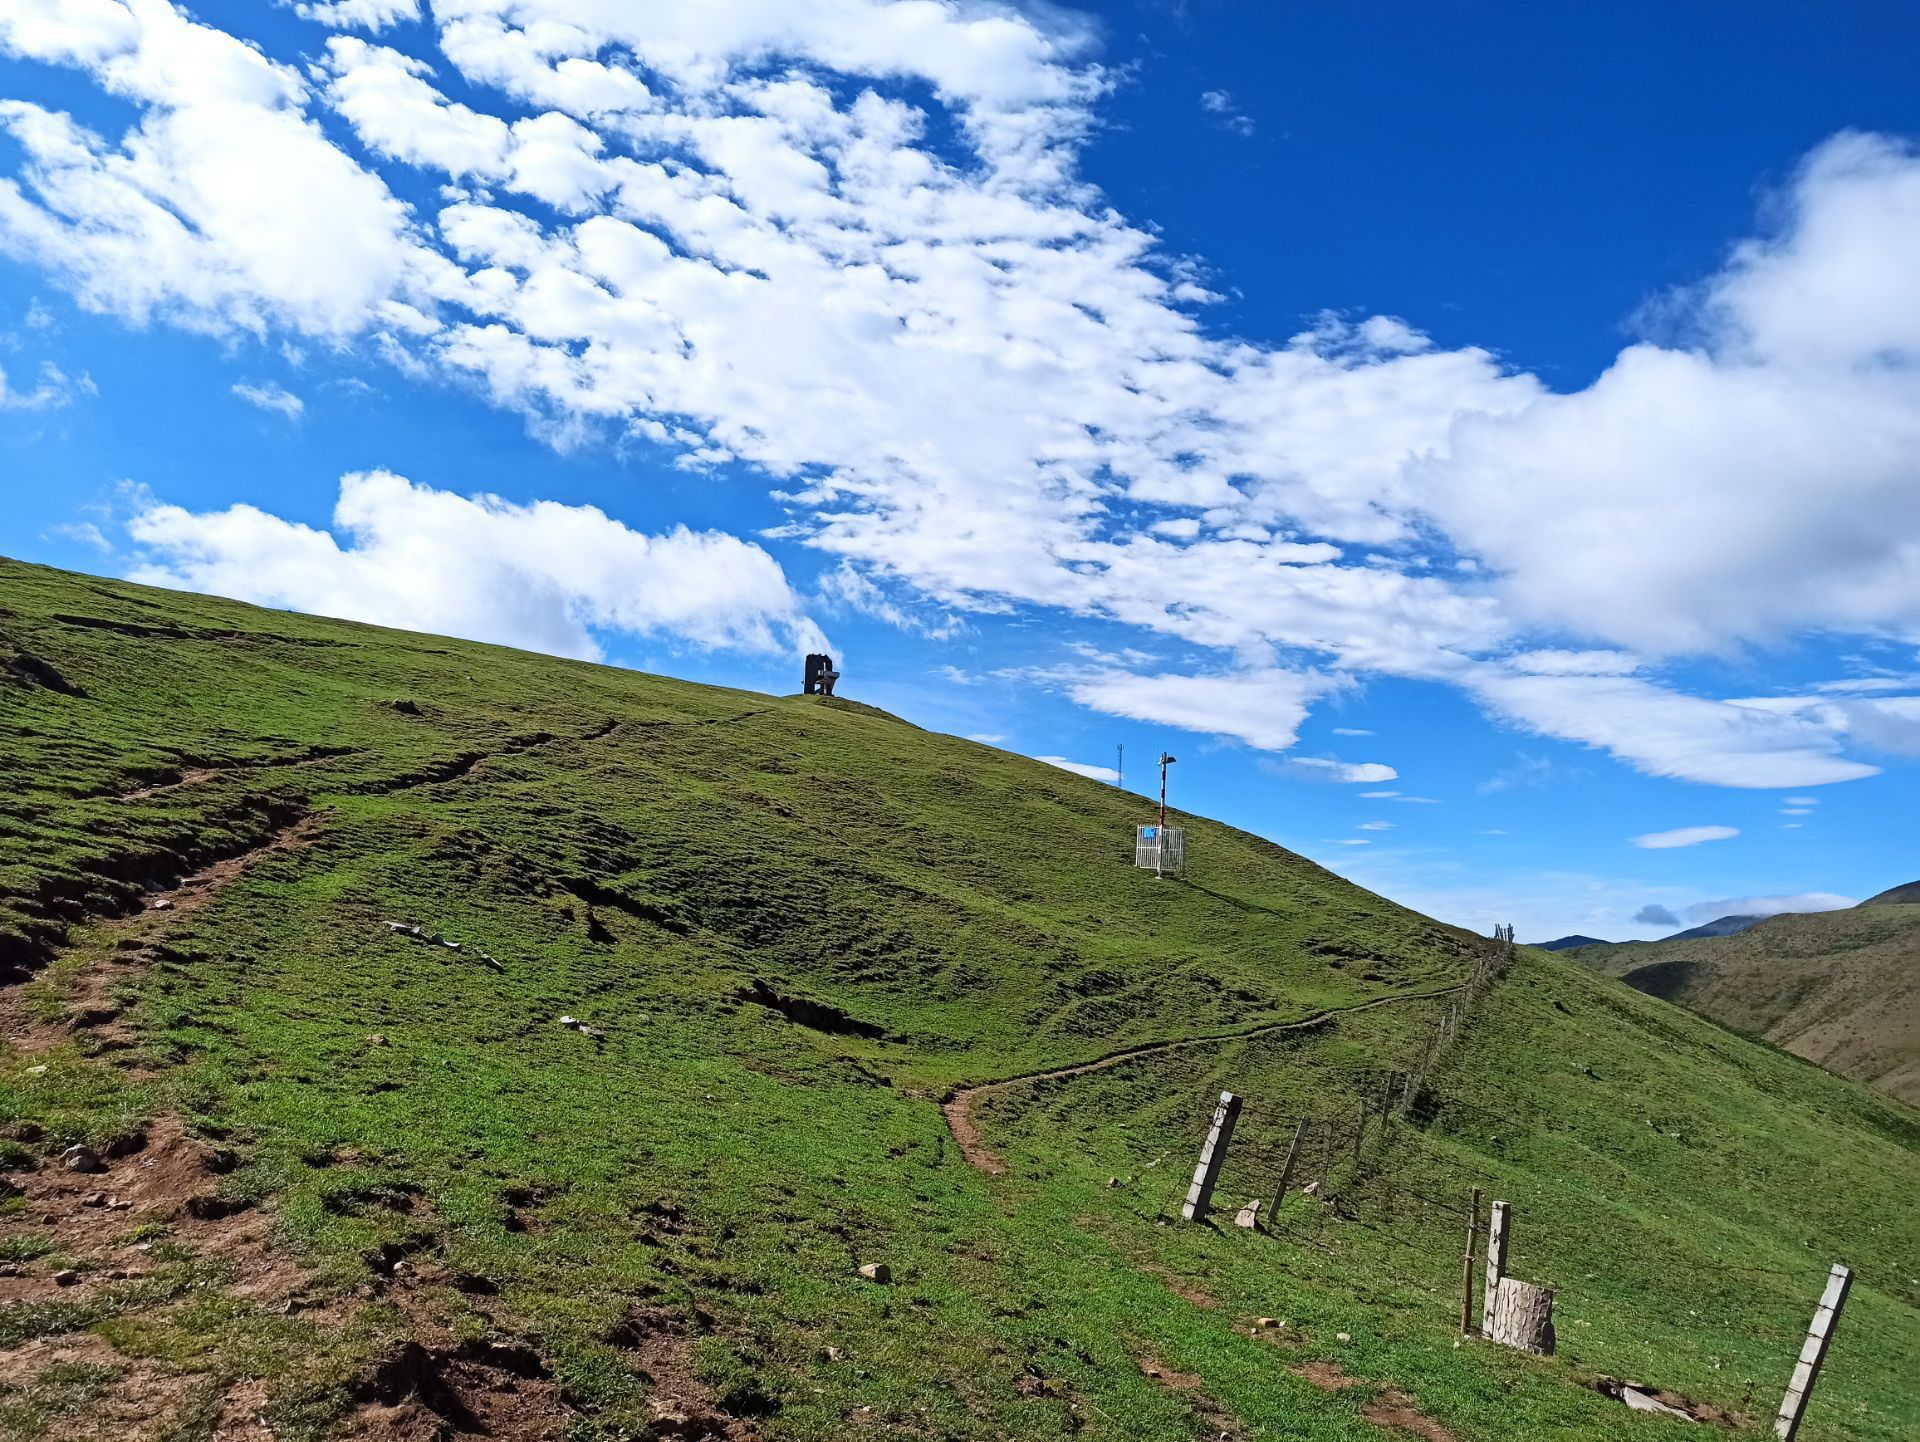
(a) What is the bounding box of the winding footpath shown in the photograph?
[942,983,1465,1174]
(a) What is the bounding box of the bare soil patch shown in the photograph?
[1142,1264,1219,1310]
[1291,1359,1458,1442]
[1134,1353,1244,1440]
[604,1304,761,1439]
[117,767,222,802]
[1294,1359,1363,1390]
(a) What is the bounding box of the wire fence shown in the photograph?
[1136,920,1835,1361]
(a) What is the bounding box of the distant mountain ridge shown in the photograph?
[1534,934,1613,951]
[1665,913,1763,941]
[1569,903,1920,1104]
[1861,879,1920,907]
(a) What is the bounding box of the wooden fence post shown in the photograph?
[1775,1264,1853,1441]
[1271,1117,1309,1216]
[1351,1103,1368,1166]
[1315,1117,1335,1192]
[1480,1201,1510,1338]
[1461,1187,1482,1335]
[1181,1091,1242,1222]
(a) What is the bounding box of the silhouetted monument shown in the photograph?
[803,653,841,697]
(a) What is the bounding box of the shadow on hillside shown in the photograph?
[1175,878,1294,922]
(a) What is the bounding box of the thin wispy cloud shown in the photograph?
[1631,825,1740,850]
[1200,89,1254,136]
[1036,755,1121,783]
[1278,757,1400,784]
[1479,752,1553,793]
[0,360,89,411]
[231,381,305,419]
[1679,892,1853,922]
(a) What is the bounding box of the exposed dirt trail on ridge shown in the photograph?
[942,984,1464,1174]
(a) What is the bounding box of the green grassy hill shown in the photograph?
[1571,908,1920,1105]
[2,556,1916,1442]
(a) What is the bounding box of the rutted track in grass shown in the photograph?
[113,746,360,803]
[942,983,1465,1174]
[0,814,323,1051]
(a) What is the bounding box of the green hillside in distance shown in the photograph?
[2,554,1917,1442]
[1860,880,1920,907]
[1572,908,1920,1105]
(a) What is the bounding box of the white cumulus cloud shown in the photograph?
[293,1,420,32]
[124,470,825,661]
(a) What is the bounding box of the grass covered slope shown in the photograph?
[1572,907,1920,1104]
[1,556,1917,1442]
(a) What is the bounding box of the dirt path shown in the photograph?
[0,799,769,1440]
[0,811,595,1439]
[115,746,359,803]
[941,985,1464,1174]
[0,815,324,1054]
[0,816,329,1437]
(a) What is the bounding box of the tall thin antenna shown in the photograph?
[1158,752,1177,831]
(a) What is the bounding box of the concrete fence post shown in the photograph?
[1775,1264,1852,1441]
[1181,1091,1242,1221]
[1481,1200,1510,1338]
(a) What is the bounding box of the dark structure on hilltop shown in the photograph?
[803,653,841,697]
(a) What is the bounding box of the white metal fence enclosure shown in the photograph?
[1135,825,1186,876]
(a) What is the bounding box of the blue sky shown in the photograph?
[2,1,1917,941]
